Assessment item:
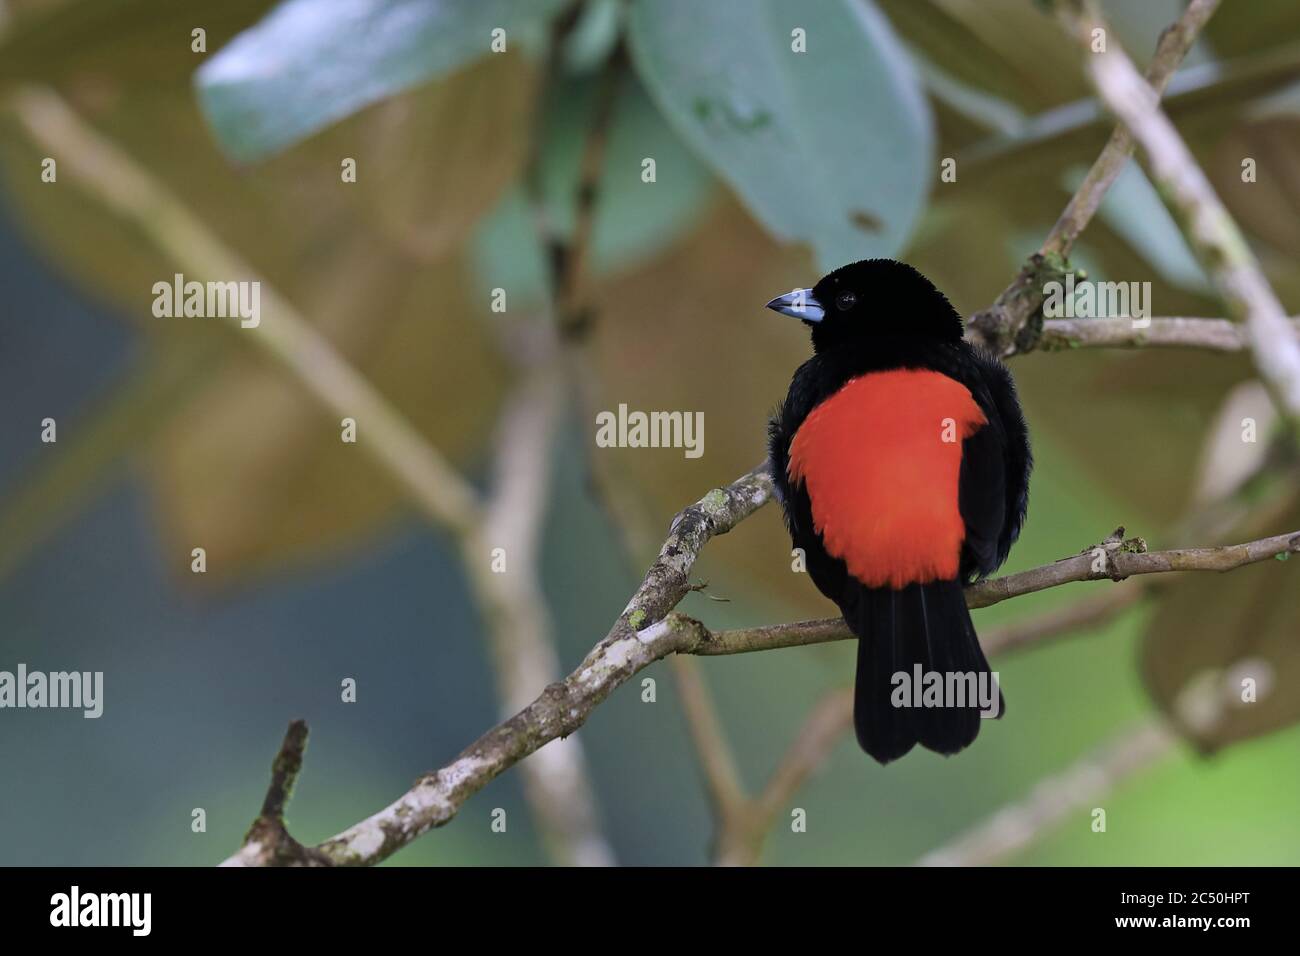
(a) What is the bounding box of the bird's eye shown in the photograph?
[835,291,858,311]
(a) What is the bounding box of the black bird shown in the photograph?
[766,259,1031,763]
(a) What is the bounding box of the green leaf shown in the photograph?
[626,0,933,270]
[194,0,570,162]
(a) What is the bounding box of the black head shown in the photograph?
[765,258,964,352]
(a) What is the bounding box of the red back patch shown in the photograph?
[788,369,986,588]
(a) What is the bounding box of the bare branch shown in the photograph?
[525,30,831,869]
[968,529,1300,604]
[454,19,632,865]
[465,365,615,866]
[1041,0,1221,259]
[222,720,329,868]
[967,0,1220,356]
[689,528,1300,656]
[258,719,310,823]
[256,466,772,866]
[1060,0,1300,418]
[1039,316,1300,352]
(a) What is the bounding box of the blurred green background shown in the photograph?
[1,0,1299,866]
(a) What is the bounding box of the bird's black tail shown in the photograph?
[846,580,1004,764]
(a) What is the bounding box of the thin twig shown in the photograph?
[917,717,1177,867]
[966,0,1220,356]
[255,466,770,866]
[1038,316,1300,352]
[1041,0,1222,259]
[679,582,1149,863]
[223,720,328,867]
[468,22,634,865]
[258,719,310,823]
[1060,0,1300,418]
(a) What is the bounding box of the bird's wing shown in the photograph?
[768,358,850,603]
[958,350,1031,579]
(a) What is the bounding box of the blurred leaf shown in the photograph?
[936,220,1238,525]
[1210,117,1300,262]
[588,197,822,610]
[0,0,276,90]
[912,54,1027,140]
[345,53,539,261]
[1018,344,1254,524]
[0,7,523,577]
[953,46,1300,198]
[1073,162,1210,294]
[194,0,570,161]
[877,0,1086,111]
[147,255,503,577]
[626,0,933,270]
[1190,382,1276,507]
[0,51,536,304]
[1204,0,1300,60]
[471,74,715,303]
[1141,500,1300,753]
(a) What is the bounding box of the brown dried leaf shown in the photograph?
[1141,499,1300,752]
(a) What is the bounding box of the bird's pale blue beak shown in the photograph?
[765,288,824,322]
